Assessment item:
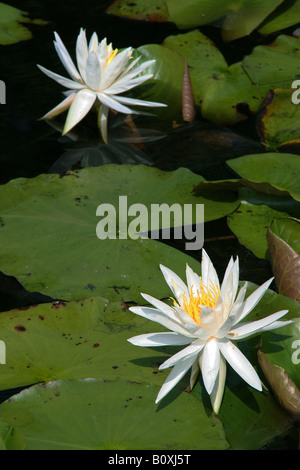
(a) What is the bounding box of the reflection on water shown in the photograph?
[46,114,166,173]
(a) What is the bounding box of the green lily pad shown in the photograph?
[258,0,300,35]
[131,44,186,128]
[227,153,300,202]
[106,0,171,22]
[0,165,239,303]
[0,296,183,392]
[257,89,300,151]
[267,218,300,302]
[163,30,270,125]
[260,318,300,390]
[0,378,229,450]
[227,201,290,259]
[0,421,26,450]
[0,2,47,45]
[165,0,284,41]
[243,35,300,87]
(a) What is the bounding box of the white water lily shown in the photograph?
[37,29,166,142]
[128,249,292,413]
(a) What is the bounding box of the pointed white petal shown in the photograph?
[141,293,178,322]
[218,339,262,391]
[220,256,234,292]
[118,58,155,82]
[201,249,220,295]
[129,306,195,337]
[98,104,109,143]
[39,93,75,120]
[53,32,81,82]
[220,257,239,318]
[235,278,274,324]
[76,28,88,81]
[113,95,166,108]
[155,354,198,403]
[201,339,220,394]
[37,65,85,90]
[210,354,227,414]
[229,310,289,340]
[159,339,204,370]
[105,74,154,95]
[216,282,247,338]
[190,360,200,390]
[63,88,96,134]
[128,332,193,347]
[100,48,132,89]
[259,320,293,332]
[186,264,200,296]
[85,52,101,90]
[96,92,133,114]
[159,265,188,305]
[88,32,99,53]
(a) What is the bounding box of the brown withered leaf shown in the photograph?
[267,222,300,303]
[257,348,300,422]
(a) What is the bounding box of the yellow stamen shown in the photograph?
[181,279,220,326]
[106,47,118,67]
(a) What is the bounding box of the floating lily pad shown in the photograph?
[243,35,300,87]
[0,165,239,303]
[0,379,229,450]
[0,296,181,392]
[257,89,300,151]
[106,0,171,22]
[132,44,185,127]
[227,153,300,202]
[227,201,290,259]
[165,0,284,41]
[163,30,270,125]
[258,0,300,35]
[0,2,47,45]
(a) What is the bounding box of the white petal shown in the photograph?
[159,339,204,370]
[96,92,133,114]
[259,320,293,332]
[220,256,234,292]
[39,93,75,120]
[216,282,247,338]
[37,65,85,90]
[117,58,155,82]
[113,95,166,108]
[53,32,81,82]
[100,48,132,89]
[85,52,101,90]
[186,264,201,297]
[235,278,273,324]
[218,339,262,391]
[201,339,220,394]
[141,293,179,322]
[76,28,88,81]
[159,265,188,305]
[155,353,198,403]
[128,332,193,347]
[220,257,239,318]
[88,32,99,53]
[105,74,154,95]
[229,310,289,340]
[201,249,220,294]
[98,104,109,143]
[129,306,195,337]
[63,88,96,134]
[209,354,227,414]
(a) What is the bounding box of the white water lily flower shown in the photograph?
[128,249,292,413]
[37,29,166,142]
